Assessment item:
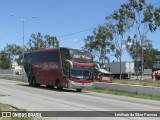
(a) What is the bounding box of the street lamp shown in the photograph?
[10,14,37,53]
[10,14,37,80]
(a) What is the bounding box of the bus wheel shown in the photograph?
[32,77,39,87]
[46,85,53,89]
[56,80,63,91]
[28,77,33,86]
[76,89,82,92]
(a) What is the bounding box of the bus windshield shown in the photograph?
[70,65,94,79]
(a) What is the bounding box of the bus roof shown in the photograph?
[24,48,59,54]
[24,47,87,54]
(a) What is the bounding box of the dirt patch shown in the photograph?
[5,104,21,111]
[0,103,21,111]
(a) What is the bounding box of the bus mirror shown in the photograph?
[94,63,100,71]
[65,59,73,69]
[67,70,70,75]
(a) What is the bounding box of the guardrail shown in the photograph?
[94,82,160,96]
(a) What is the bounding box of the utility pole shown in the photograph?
[10,14,37,53]
[10,14,37,80]
[141,35,144,80]
[22,17,25,53]
[136,41,139,80]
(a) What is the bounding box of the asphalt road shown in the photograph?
[0,79,160,120]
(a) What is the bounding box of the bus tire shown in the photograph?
[56,79,63,91]
[32,77,39,87]
[28,77,33,86]
[46,85,53,89]
[76,89,82,92]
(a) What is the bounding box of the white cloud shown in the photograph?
[73,38,78,42]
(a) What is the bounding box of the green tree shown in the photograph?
[27,32,59,51]
[126,34,152,60]
[84,24,115,65]
[143,48,159,69]
[4,44,23,65]
[118,0,160,79]
[108,3,134,79]
[0,51,11,69]
[15,54,23,65]
[126,34,154,69]
[44,35,59,48]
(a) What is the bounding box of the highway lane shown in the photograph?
[0,79,160,120]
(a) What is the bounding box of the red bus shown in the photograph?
[23,47,94,92]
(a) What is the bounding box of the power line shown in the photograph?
[56,27,96,38]
[153,1,160,6]
[0,1,159,50]
[56,2,160,38]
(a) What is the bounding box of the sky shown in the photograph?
[0,0,160,62]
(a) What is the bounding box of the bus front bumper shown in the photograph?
[68,80,93,89]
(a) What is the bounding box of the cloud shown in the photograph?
[73,38,78,42]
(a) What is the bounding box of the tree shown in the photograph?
[108,4,134,79]
[143,48,159,69]
[0,50,11,69]
[44,35,59,48]
[1,33,59,66]
[84,25,115,65]
[126,34,154,73]
[27,32,59,51]
[4,44,23,65]
[118,0,160,79]
[15,54,23,65]
[126,34,152,60]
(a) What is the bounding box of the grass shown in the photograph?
[112,79,160,87]
[0,103,33,120]
[0,76,23,82]
[1,118,33,120]
[89,88,160,101]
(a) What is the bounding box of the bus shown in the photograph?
[23,47,94,92]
